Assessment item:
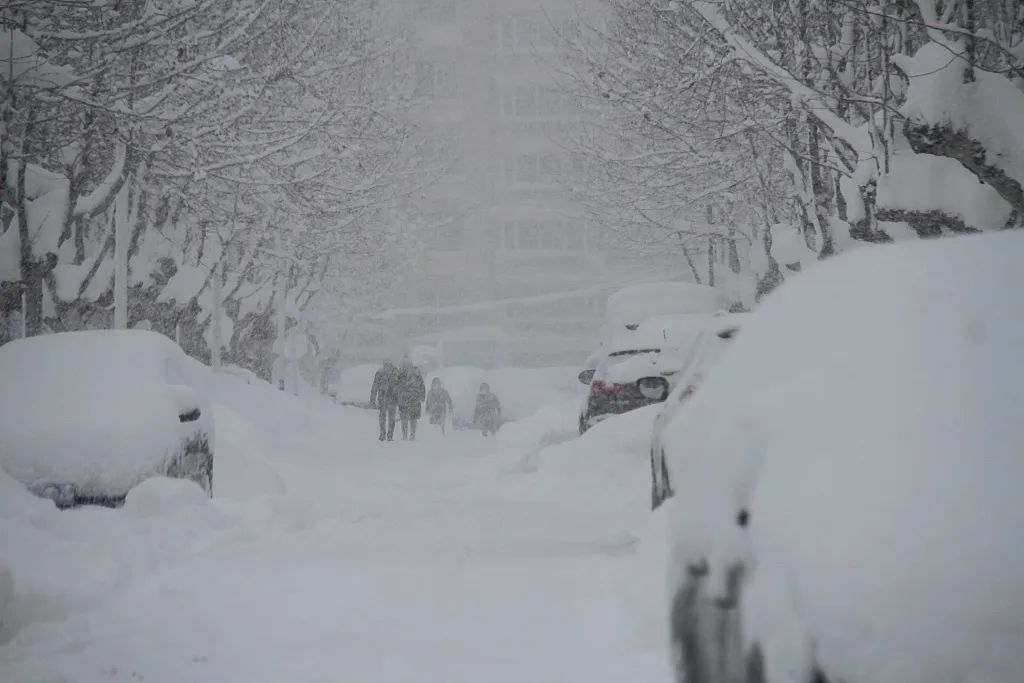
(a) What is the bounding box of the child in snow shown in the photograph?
[425,377,454,436]
[473,382,502,437]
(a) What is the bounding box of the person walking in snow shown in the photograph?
[397,359,426,441]
[473,382,502,437]
[370,360,400,441]
[425,377,455,437]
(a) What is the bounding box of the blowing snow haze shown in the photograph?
[1,1,1023,683]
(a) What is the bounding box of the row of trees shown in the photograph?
[559,0,1023,304]
[1,0,422,382]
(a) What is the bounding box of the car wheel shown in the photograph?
[201,452,213,497]
[660,450,673,499]
[669,562,780,683]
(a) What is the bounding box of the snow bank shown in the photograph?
[217,364,271,388]
[0,368,321,646]
[663,231,1024,683]
[332,363,380,403]
[123,477,209,517]
[526,404,658,532]
[493,399,582,472]
[0,330,211,499]
[613,497,674,655]
[210,404,286,500]
[0,342,676,681]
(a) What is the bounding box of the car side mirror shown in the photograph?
[578,368,596,385]
[637,376,670,401]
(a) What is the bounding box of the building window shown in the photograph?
[517,154,539,183]
[539,220,562,249]
[497,13,571,53]
[537,88,561,116]
[424,214,462,251]
[518,220,540,249]
[500,219,590,251]
[499,17,514,49]
[418,0,456,22]
[503,221,517,249]
[564,220,585,249]
[516,17,539,47]
[416,63,459,99]
[505,85,577,120]
[538,154,562,182]
[514,85,536,117]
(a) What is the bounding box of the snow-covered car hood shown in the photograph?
[0,330,211,499]
[600,348,691,386]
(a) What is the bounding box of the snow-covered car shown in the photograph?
[577,281,729,390]
[659,232,1024,683]
[0,330,214,508]
[642,316,743,509]
[578,314,715,434]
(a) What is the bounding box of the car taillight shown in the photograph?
[592,381,624,396]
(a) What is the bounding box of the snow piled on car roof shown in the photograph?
[0,330,210,499]
[605,282,728,329]
[662,230,1024,683]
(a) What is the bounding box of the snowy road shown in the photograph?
[1,376,670,683]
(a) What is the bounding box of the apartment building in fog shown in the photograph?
[380,0,675,367]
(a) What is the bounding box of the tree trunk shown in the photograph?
[113,177,130,329]
[808,122,835,257]
[680,236,703,284]
[707,238,716,287]
[904,120,1024,217]
[755,226,783,301]
[211,260,223,369]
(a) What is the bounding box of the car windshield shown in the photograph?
[608,348,660,358]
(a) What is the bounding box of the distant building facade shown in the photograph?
[378,0,677,367]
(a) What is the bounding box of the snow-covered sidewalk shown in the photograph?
[1,373,670,683]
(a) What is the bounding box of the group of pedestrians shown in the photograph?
[369,359,503,441]
[370,359,427,441]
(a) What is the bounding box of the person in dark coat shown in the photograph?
[473,382,502,437]
[397,359,426,440]
[425,377,454,437]
[370,360,399,441]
